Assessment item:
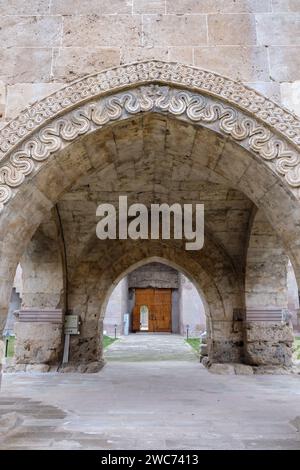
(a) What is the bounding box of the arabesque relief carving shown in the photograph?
[1,61,300,210]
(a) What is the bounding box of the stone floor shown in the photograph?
[104,333,197,361]
[0,334,300,450]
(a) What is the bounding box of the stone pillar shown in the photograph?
[207,318,243,363]
[66,318,104,373]
[244,311,293,367]
[0,338,4,376]
[245,210,293,369]
[13,309,64,372]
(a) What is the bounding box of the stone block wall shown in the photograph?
[0,0,300,128]
[179,274,206,336]
[14,321,63,366]
[103,278,128,336]
[128,262,179,289]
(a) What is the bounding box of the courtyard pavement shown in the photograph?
[0,334,300,450]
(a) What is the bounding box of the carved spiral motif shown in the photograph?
[0,80,300,211]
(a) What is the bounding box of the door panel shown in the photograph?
[132,288,172,332]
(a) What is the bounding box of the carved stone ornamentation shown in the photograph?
[0,61,300,210]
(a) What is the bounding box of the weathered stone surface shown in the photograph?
[234,363,254,375]
[209,339,244,363]
[246,342,292,366]
[53,48,120,82]
[78,361,104,373]
[0,16,62,47]
[209,363,236,375]
[168,47,193,65]
[51,0,131,15]
[208,14,256,45]
[62,15,141,47]
[120,46,168,64]
[133,0,165,14]
[0,0,49,15]
[168,0,271,13]
[281,81,300,117]
[14,322,63,365]
[245,81,280,103]
[194,46,269,81]
[256,14,300,45]
[269,46,300,82]
[0,339,4,364]
[273,0,300,12]
[14,364,26,372]
[201,356,211,368]
[253,365,293,374]
[0,81,5,122]
[245,322,294,343]
[6,83,64,120]
[0,48,52,84]
[143,14,207,46]
[26,364,50,373]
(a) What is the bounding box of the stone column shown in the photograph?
[65,318,104,373]
[206,318,243,364]
[245,210,293,369]
[244,311,294,368]
[9,217,66,372]
[13,309,64,372]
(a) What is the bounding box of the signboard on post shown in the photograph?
[64,315,80,335]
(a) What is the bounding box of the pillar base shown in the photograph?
[245,321,293,367]
[59,360,105,373]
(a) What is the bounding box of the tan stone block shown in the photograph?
[63,15,141,47]
[256,14,300,45]
[51,0,131,14]
[0,16,62,47]
[167,0,270,14]
[238,158,279,204]
[133,0,165,14]
[143,14,207,47]
[0,339,4,364]
[194,46,268,81]
[0,80,5,121]
[0,48,52,84]
[244,81,280,103]
[208,14,256,45]
[14,322,63,365]
[215,141,250,184]
[53,47,120,82]
[6,83,63,120]
[281,81,300,117]
[26,364,50,372]
[234,363,254,375]
[168,47,193,65]
[269,46,300,82]
[209,363,236,374]
[55,142,92,186]
[272,0,300,12]
[0,0,50,14]
[121,46,168,64]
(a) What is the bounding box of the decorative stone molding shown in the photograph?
[1,61,300,210]
[16,309,63,324]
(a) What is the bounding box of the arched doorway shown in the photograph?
[0,61,300,372]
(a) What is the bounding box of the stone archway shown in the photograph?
[1,61,300,370]
[64,235,243,370]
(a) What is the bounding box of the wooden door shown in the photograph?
[132,288,172,332]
